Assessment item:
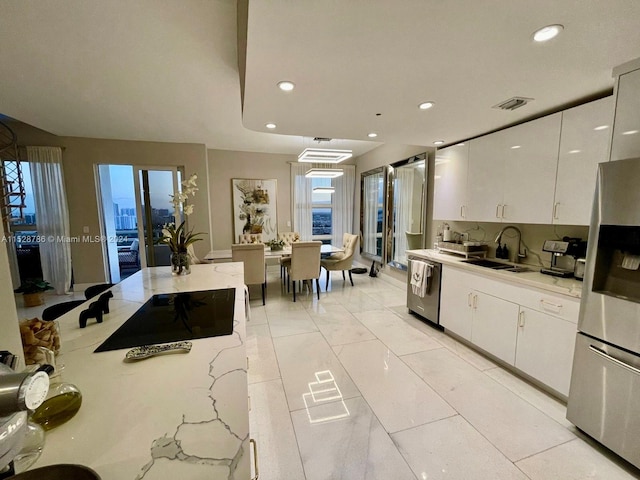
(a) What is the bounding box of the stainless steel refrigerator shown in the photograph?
[567,157,640,468]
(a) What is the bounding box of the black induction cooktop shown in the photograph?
[94,288,236,353]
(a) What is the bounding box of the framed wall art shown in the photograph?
[231,178,278,242]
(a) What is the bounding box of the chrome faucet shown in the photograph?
[494,226,527,263]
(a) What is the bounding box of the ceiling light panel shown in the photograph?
[305,168,344,178]
[312,186,335,193]
[298,148,352,163]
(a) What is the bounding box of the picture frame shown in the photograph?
[231,178,278,243]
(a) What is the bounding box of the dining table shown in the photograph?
[204,243,344,263]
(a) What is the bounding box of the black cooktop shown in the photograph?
[94,288,236,353]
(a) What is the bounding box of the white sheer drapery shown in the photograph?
[393,167,414,264]
[332,165,355,246]
[27,146,72,294]
[362,173,380,253]
[291,163,314,240]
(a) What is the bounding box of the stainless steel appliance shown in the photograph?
[567,158,640,468]
[407,256,442,326]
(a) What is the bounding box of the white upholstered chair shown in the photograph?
[286,241,322,302]
[238,233,262,244]
[232,243,266,305]
[278,232,300,280]
[320,233,359,290]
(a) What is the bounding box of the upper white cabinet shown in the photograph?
[611,65,640,162]
[553,96,614,225]
[433,142,469,221]
[466,113,561,224]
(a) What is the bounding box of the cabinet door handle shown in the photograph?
[501,204,507,219]
[250,438,259,480]
[495,204,501,218]
[460,205,465,219]
[472,294,478,309]
[468,292,473,307]
[540,299,562,313]
[553,202,560,220]
[518,311,525,328]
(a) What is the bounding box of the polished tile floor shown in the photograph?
[245,267,640,480]
[15,270,640,479]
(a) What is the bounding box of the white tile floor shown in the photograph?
[16,270,640,479]
[245,268,640,480]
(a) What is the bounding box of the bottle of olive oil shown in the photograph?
[30,382,82,431]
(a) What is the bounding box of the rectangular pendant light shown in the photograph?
[305,168,344,178]
[298,148,352,163]
[312,186,335,194]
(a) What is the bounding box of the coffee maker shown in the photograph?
[540,237,587,278]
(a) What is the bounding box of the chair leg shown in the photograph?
[293,280,296,302]
[261,283,266,305]
[325,268,330,291]
[348,269,353,286]
[342,270,346,281]
[315,278,320,300]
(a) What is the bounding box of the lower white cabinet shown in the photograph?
[514,307,577,396]
[440,265,578,397]
[471,292,519,365]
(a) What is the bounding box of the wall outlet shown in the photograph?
[287,221,291,227]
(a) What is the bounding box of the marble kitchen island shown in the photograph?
[31,263,251,480]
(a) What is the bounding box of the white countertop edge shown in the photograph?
[407,249,585,299]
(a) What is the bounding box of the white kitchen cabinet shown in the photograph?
[471,291,520,365]
[553,97,614,225]
[515,307,577,396]
[466,113,561,224]
[501,113,561,224]
[611,64,640,162]
[440,266,474,339]
[466,129,507,222]
[439,265,579,397]
[433,142,469,221]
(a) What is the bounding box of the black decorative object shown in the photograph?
[79,291,113,328]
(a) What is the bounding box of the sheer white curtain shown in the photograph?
[290,163,313,239]
[362,173,379,253]
[393,168,414,264]
[332,165,355,246]
[27,147,72,294]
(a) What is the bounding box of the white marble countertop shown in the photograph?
[33,263,250,480]
[407,249,585,299]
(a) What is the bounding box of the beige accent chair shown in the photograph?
[286,241,322,302]
[277,232,300,280]
[320,233,359,290]
[405,231,422,250]
[232,243,266,305]
[238,233,263,244]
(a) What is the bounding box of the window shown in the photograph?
[312,177,332,244]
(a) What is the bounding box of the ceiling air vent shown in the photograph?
[492,97,534,111]
[313,137,332,143]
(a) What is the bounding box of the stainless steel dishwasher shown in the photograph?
[406,255,442,326]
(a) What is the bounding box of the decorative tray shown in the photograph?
[437,241,488,258]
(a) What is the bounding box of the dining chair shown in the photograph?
[232,243,266,305]
[320,233,359,290]
[238,233,263,244]
[278,231,300,281]
[286,241,322,302]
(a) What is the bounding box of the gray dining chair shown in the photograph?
[232,243,266,305]
[286,241,322,302]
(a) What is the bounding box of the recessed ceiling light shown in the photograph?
[265,123,277,129]
[511,145,521,149]
[419,101,435,110]
[532,24,563,42]
[433,140,444,145]
[455,143,465,146]
[568,149,581,154]
[277,81,295,92]
[593,125,609,131]
[622,130,639,135]
[367,132,378,138]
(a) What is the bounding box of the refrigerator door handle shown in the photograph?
[589,345,640,376]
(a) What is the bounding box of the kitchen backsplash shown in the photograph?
[432,221,589,270]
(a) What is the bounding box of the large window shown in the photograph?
[311,177,333,244]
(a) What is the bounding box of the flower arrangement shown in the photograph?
[157,174,205,274]
[266,238,285,250]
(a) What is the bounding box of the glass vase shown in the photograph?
[170,252,191,275]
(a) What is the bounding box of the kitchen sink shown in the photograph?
[461,258,531,273]
[11,464,100,479]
